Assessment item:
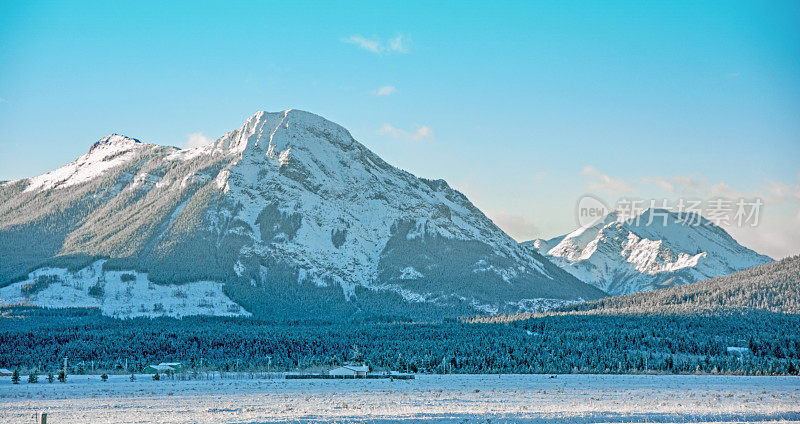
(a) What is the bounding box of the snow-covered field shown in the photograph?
[1,374,798,423]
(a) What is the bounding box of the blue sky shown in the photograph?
[1,1,799,257]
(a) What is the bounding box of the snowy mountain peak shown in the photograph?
[17,134,155,193]
[523,208,772,295]
[91,133,143,150]
[216,109,354,158]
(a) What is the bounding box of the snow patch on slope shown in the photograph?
[399,266,423,280]
[0,261,249,319]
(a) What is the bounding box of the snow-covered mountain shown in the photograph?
[0,110,604,319]
[522,209,772,295]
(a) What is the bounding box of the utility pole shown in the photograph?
[63,357,68,375]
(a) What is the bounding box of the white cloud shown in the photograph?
[672,175,702,191]
[640,175,709,194]
[378,124,433,141]
[486,210,540,241]
[412,126,432,140]
[765,179,800,201]
[0,97,7,103]
[581,166,636,195]
[725,215,800,260]
[641,177,675,193]
[388,35,408,53]
[374,86,397,96]
[185,132,212,149]
[378,124,403,138]
[343,34,409,54]
[344,35,382,53]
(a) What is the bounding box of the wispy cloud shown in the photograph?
[378,124,433,141]
[672,175,702,191]
[388,35,408,53]
[640,177,674,193]
[765,179,800,201]
[185,132,212,149]
[343,34,409,54]
[412,125,432,139]
[0,97,7,103]
[581,166,636,195]
[373,86,397,96]
[344,35,381,53]
[486,210,540,241]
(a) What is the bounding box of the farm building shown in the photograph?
[329,364,369,377]
[159,362,185,371]
[0,368,12,376]
[726,346,753,356]
[144,362,185,374]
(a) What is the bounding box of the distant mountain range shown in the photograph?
[522,209,772,296]
[556,254,800,315]
[0,110,604,320]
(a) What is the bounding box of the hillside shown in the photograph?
[556,255,800,315]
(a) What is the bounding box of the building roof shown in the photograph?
[339,365,369,372]
[147,364,177,371]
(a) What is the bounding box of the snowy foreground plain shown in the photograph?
[1,374,799,423]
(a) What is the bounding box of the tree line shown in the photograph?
[1,306,798,376]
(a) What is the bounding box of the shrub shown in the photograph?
[57,370,66,383]
[88,282,104,298]
[21,275,60,296]
[28,372,38,383]
[152,371,160,381]
[120,273,136,282]
[47,373,54,383]
[101,373,108,382]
